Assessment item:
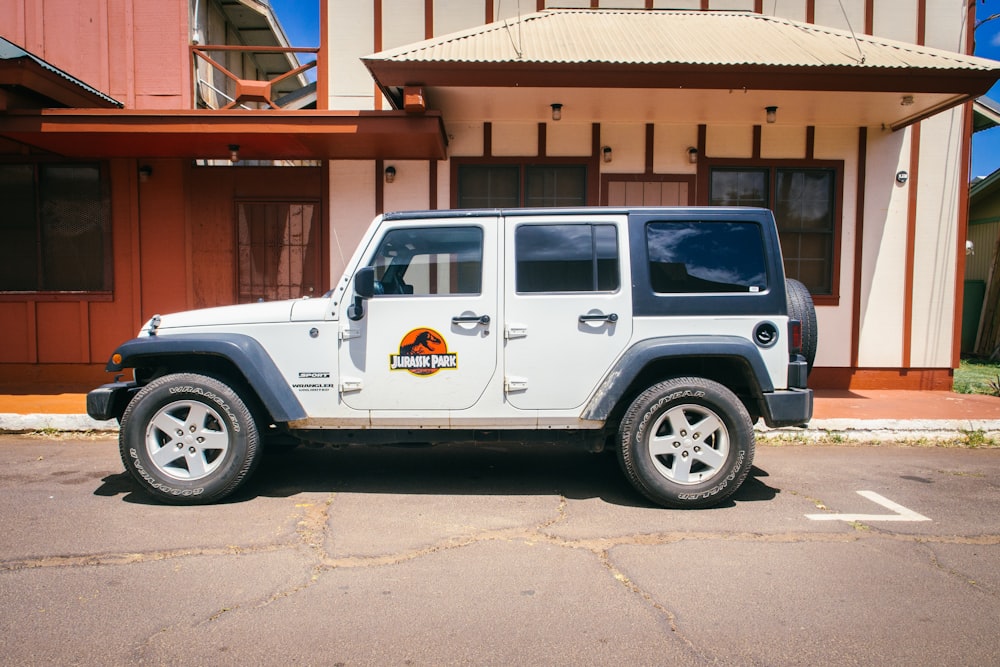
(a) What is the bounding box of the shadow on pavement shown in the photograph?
[94,442,780,509]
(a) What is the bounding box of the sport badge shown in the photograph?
[389,327,458,376]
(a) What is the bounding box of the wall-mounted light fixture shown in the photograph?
[602,146,612,163]
[687,147,698,164]
[228,144,240,163]
[900,95,914,106]
[138,165,153,182]
[550,103,563,121]
[765,106,778,124]
[385,165,396,183]
[895,170,909,184]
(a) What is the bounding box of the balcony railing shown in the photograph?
[191,45,318,110]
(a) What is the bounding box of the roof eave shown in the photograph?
[0,59,122,109]
[0,109,447,160]
[364,60,999,97]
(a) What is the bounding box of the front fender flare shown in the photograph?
[106,333,307,423]
[581,336,773,421]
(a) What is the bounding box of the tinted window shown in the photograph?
[646,221,766,293]
[370,227,482,296]
[0,163,110,292]
[516,224,619,293]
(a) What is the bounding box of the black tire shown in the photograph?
[618,377,754,509]
[119,373,261,504]
[785,278,818,373]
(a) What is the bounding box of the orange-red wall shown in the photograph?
[0,0,190,110]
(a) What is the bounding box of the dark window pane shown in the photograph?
[370,227,482,296]
[709,169,768,207]
[516,224,618,293]
[39,165,108,291]
[0,165,38,290]
[525,166,587,207]
[457,165,519,208]
[646,221,767,293]
[775,169,834,294]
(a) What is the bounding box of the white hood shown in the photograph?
[140,298,329,334]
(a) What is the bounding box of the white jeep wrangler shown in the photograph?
[88,207,815,508]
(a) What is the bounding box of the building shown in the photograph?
[1,0,998,392]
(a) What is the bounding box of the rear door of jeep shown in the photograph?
[502,212,633,410]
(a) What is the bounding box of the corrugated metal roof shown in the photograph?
[0,36,122,108]
[364,9,998,73]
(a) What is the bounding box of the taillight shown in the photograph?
[789,320,802,353]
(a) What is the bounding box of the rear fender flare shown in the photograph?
[582,336,773,421]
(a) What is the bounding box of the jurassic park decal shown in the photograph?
[389,328,458,376]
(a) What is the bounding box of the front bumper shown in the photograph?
[86,381,139,422]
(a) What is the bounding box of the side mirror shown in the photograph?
[347,266,375,321]
[354,266,375,299]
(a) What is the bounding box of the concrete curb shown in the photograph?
[0,413,118,433]
[4,413,1000,442]
[759,419,1000,442]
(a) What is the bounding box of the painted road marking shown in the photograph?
[805,490,931,522]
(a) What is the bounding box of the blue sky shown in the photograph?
[267,1,1000,179]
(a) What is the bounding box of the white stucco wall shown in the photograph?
[329,161,376,281]
[857,128,910,367]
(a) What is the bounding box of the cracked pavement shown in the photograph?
[0,435,998,665]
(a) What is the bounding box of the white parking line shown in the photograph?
[805,490,931,522]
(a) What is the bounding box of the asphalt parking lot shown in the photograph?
[1,435,998,666]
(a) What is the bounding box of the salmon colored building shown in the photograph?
[1,0,999,392]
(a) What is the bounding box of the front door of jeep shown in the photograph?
[503,215,633,410]
[339,220,498,414]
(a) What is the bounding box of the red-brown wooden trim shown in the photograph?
[645,0,653,9]
[317,1,329,109]
[538,122,546,158]
[0,292,115,303]
[851,127,867,368]
[805,126,815,160]
[374,0,383,110]
[429,159,438,209]
[537,0,545,11]
[594,0,601,8]
[864,0,873,35]
[27,302,37,363]
[701,0,710,10]
[809,367,954,390]
[320,161,331,291]
[917,0,926,46]
[902,124,920,368]
[425,0,433,39]
[645,123,654,175]
[806,0,815,24]
[754,1,763,14]
[375,158,385,215]
[486,0,494,23]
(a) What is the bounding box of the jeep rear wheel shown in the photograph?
[119,373,261,504]
[618,377,754,509]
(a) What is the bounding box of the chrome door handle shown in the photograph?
[579,312,618,323]
[452,314,491,325]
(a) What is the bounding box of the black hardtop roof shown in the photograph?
[382,206,773,221]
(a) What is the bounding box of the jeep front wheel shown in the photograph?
[618,377,754,509]
[119,373,261,504]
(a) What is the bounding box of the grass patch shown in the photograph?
[954,358,1000,396]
